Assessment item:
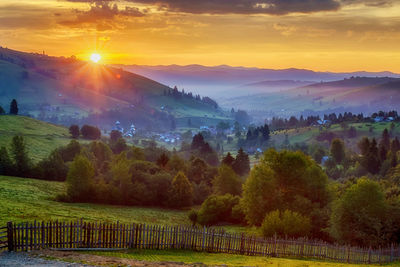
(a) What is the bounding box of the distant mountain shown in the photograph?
[218,76,400,122]
[0,48,227,130]
[115,64,400,98]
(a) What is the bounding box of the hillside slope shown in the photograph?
[0,115,73,162]
[0,48,227,130]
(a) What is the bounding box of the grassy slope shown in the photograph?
[84,250,390,267]
[0,175,189,226]
[0,47,231,126]
[0,115,75,162]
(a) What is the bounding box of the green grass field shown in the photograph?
[0,175,189,227]
[0,115,75,162]
[83,249,395,267]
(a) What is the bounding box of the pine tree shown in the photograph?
[222,152,235,168]
[381,128,390,150]
[10,136,30,176]
[233,148,250,176]
[9,99,18,115]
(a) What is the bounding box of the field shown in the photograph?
[0,115,77,162]
[80,250,397,266]
[0,175,189,227]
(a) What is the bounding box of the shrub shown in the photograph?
[197,194,239,226]
[261,210,311,238]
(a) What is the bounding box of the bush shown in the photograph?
[261,210,311,238]
[197,194,240,226]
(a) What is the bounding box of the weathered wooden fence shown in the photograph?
[2,221,400,264]
[0,225,7,250]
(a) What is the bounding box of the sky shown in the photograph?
[0,0,400,72]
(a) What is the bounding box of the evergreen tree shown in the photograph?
[0,146,12,175]
[330,138,345,164]
[10,135,30,177]
[391,137,400,154]
[156,152,170,168]
[0,105,5,115]
[168,171,193,207]
[9,99,18,115]
[233,148,250,176]
[191,133,205,150]
[222,152,235,168]
[381,128,391,150]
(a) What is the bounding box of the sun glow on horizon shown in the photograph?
[90,53,101,63]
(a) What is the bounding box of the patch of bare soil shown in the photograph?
[31,250,209,267]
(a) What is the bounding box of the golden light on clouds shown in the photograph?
[1,0,400,72]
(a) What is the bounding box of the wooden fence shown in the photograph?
[2,221,400,264]
[0,225,7,250]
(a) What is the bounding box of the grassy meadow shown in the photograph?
[0,115,76,162]
[0,175,189,227]
[83,249,396,267]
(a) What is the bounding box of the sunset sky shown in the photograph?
[1,0,400,72]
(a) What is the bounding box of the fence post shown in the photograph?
[7,222,13,252]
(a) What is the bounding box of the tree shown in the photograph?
[241,149,330,238]
[329,178,387,246]
[168,171,193,208]
[188,209,198,226]
[0,146,12,175]
[232,148,250,176]
[212,165,242,196]
[10,135,31,177]
[66,154,95,202]
[0,105,5,115]
[156,152,170,168]
[330,138,345,164]
[35,150,68,181]
[381,128,391,150]
[221,152,235,168]
[111,138,127,154]
[69,125,80,139]
[110,152,132,204]
[9,99,18,115]
[80,125,101,140]
[110,130,122,143]
[191,133,205,150]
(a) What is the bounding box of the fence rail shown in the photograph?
[2,221,400,264]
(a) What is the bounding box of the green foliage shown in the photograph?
[197,194,240,226]
[241,149,330,239]
[69,125,80,139]
[58,140,81,162]
[127,146,145,161]
[222,152,235,168]
[35,150,67,181]
[10,135,31,177]
[329,178,388,246]
[157,152,170,167]
[0,146,12,175]
[212,164,242,196]
[111,138,128,154]
[9,99,18,115]
[0,105,5,114]
[232,148,250,176]
[110,130,122,143]
[168,171,193,208]
[80,124,101,140]
[330,138,345,164]
[261,210,311,238]
[66,154,95,202]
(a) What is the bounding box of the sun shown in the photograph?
[90,53,101,63]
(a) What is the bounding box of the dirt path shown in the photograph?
[0,250,209,267]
